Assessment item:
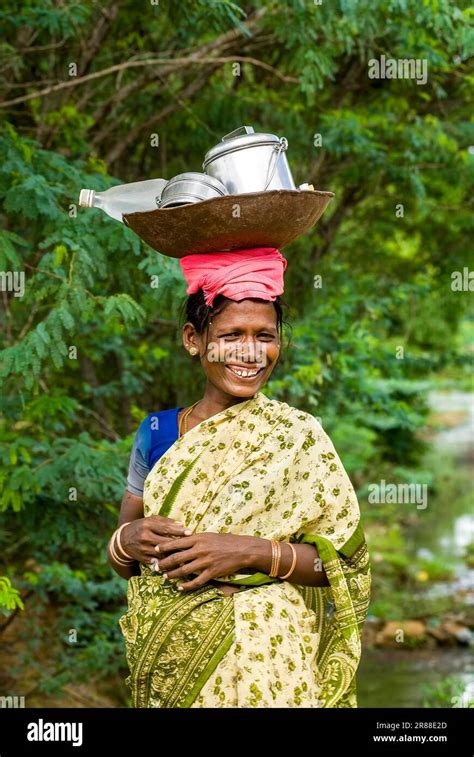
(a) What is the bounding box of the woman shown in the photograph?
[109,247,371,708]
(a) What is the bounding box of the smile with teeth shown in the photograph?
[225,365,264,379]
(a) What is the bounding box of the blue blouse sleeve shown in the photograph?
[126,415,152,497]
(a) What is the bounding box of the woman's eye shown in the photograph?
[220,332,274,339]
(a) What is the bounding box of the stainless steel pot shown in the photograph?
[157,172,228,208]
[202,126,296,194]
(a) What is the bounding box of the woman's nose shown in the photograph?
[226,341,267,365]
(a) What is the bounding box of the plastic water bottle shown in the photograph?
[78,178,167,222]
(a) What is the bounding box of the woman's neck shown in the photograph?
[193,386,254,422]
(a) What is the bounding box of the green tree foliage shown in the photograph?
[0,1,471,696]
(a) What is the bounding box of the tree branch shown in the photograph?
[0,54,296,110]
[87,11,266,124]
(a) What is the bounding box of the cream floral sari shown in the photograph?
[118,391,371,708]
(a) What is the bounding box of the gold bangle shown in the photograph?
[269,539,282,578]
[274,541,282,577]
[109,539,131,566]
[116,521,134,560]
[268,539,275,576]
[278,542,297,580]
[109,537,133,566]
[269,540,277,577]
[109,530,134,566]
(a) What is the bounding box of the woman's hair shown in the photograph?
[179,289,292,352]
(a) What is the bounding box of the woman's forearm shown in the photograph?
[245,537,330,587]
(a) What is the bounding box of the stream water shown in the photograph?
[357,390,474,708]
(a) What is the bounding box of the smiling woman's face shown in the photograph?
[183,298,281,400]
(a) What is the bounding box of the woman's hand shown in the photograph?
[121,516,191,564]
[155,532,258,591]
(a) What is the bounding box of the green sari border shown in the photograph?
[158,452,204,519]
[296,520,365,559]
[182,605,235,707]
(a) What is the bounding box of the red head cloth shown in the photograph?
[179,247,287,308]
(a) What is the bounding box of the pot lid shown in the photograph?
[203,126,281,166]
[165,172,226,190]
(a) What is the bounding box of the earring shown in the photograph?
[189,347,198,356]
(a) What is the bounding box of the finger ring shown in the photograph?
[149,558,160,572]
